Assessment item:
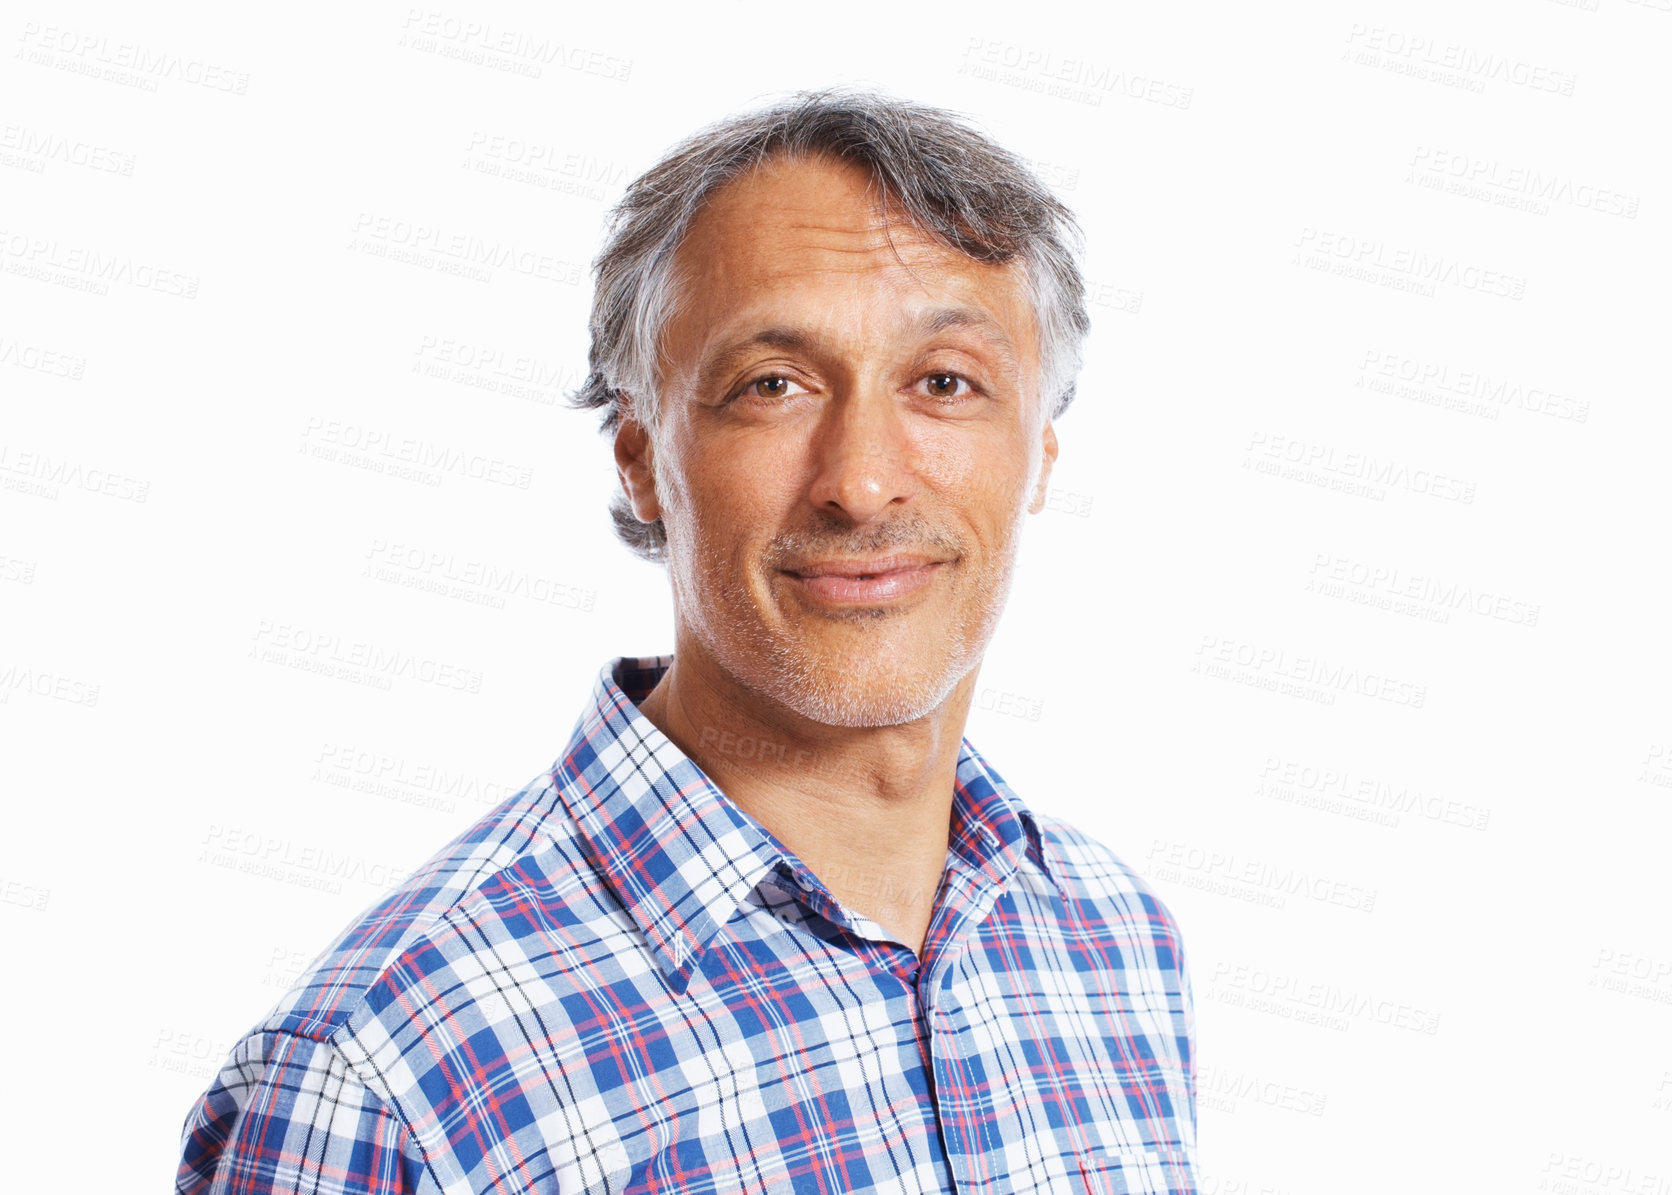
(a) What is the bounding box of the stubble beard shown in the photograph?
[680,511,1022,730]
[757,593,997,728]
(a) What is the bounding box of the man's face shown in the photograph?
[619,153,1057,728]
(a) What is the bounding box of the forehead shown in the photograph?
[666,154,1037,356]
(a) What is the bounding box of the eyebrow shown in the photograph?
[915,306,1017,351]
[694,306,1020,395]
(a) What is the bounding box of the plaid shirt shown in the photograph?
[178,657,1197,1194]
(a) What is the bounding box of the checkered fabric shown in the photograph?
[178,656,1196,1193]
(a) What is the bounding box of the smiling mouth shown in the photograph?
[779,556,950,606]
[785,555,943,578]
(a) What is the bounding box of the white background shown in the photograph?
[2,0,1669,1190]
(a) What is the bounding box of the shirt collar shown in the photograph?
[553,656,1066,993]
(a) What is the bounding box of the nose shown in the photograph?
[806,385,920,524]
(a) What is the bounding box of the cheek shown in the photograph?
[701,447,798,528]
[671,436,798,575]
[660,418,753,519]
[915,424,1037,534]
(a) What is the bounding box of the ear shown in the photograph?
[1026,420,1059,515]
[613,402,662,524]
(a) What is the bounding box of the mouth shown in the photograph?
[779,555,950,606]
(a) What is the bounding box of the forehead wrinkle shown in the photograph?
[741,229,945,282]
[778,215,896,242]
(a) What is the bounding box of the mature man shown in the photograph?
[178,89,1196,1194]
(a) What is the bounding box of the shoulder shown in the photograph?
[182,767,616,1193]
[250,766,595,1044]
[1031,812,1189,973]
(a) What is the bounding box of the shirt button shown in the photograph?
[794,872,814,891]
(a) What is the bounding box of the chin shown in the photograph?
[699,557,1014,729]
[758,633,979,729]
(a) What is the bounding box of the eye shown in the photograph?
[738,375,808,402]
[920,372,974,401]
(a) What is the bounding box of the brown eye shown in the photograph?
[925,373,966,399]
[751,377,791,399]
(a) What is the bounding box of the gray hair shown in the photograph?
[571,86,1091,562]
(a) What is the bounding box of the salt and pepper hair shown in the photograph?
[570,86,1091,562]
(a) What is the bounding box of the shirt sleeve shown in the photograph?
[177,1030,439,1195]
[1177,933,1197,1140]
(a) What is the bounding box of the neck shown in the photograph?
[635,638,979,958]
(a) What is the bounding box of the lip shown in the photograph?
[780,555,949,605]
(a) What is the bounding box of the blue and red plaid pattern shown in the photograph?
[178,656,1196,1194]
